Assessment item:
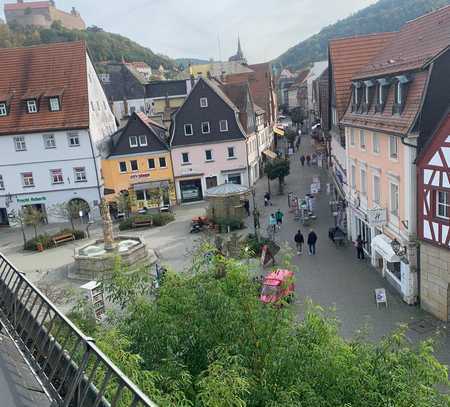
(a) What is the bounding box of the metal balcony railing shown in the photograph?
[0,252,158,407]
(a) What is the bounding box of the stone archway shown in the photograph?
[69,198,90,223]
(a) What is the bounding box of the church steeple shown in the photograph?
[228,36,247,64]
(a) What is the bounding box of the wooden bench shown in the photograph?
[132,218,153,228]
[52,233,75,246]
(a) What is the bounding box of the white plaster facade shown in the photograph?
[0,53,117,225]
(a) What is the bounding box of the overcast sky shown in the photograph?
[1,0,377,62]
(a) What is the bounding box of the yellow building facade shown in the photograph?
[102,112,176,211]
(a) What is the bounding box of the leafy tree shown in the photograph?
[23,206,45,239]
[67,248,450,406]
[49,200,89,230]
[7,209,28,248]
[290,106,305,130]
[265,158,290,194]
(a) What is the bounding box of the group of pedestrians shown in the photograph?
[294,229,317,255]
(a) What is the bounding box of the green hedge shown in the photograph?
[119,212,175,231]
[24,229,86,251]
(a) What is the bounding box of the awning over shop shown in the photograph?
[133,181,169,191]
[262,149,277,159]
[371,234,401,263]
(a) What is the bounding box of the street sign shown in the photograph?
[367,207,387,227]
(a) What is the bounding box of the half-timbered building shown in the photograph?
[417,111,450,320]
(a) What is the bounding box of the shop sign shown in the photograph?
[16,196,46,204]
[130,173,150,180]
[367,207,387,227]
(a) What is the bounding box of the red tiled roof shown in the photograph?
[355,5,450,79]
[0,41,89,136]
[4,1,51,11]
[329,32,396,120]
[342,70,429,135]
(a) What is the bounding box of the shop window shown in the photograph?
[148,158,155,169]
[228,173,242,184]
[130,160,139,172]
[387,261,401,281]
[159,157,167,168]
[43,134,56,149]
[14,136,27,151]
[119,161,127,173]
[436,190,450,219]
[21,172,34,187]
[136,190,145,201]
[50,169,64,184]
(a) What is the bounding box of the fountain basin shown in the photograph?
[74,236,150,279]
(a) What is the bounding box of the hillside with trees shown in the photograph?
[276,0,450,69]
[0,21,176,71]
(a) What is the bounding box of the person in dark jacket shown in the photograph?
[294,230,304,254]
[300,155,305,166]
[356,234,366,259]
[306,155,311,166]
[307,229,318,255]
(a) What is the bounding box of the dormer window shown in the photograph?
[375,78,390,113]
[200,97,208,108]
[393,75,411,115]
[0,103,7,117]
[396,81,402,105]
[49,97,61,112]
[351,82,362,112]
[27,99,38,113]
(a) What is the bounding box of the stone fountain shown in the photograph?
[74,199,152,279]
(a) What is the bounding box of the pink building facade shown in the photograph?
[171,140,249,203]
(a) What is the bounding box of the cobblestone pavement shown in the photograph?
[251,135,450,366]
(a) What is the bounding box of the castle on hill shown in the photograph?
[4,0,85,30]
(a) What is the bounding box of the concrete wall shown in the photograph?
[420,240,450,321]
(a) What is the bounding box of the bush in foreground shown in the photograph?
[69,247,450,406]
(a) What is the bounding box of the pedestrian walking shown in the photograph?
[275,209,284,226]
[355,234,366,260]
[243,199,250,216]
[307,229,318,255]
[306,155,311,166]
[300,155,305,166]
[264,192,272,207]
[294,230,304,254]
[269,213,277,236]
